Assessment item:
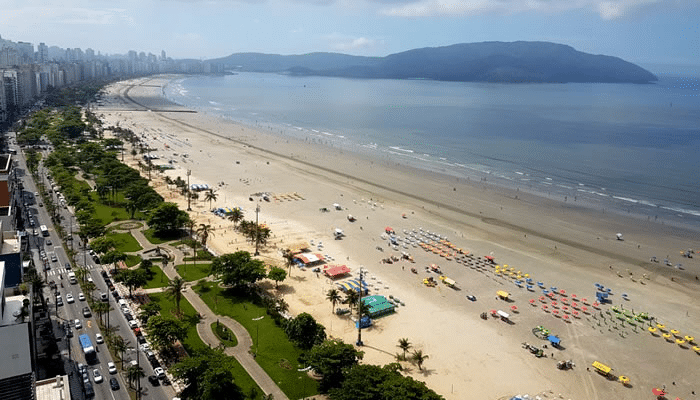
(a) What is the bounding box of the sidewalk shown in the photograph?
[128,226,290,400]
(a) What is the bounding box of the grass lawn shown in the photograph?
[147,292,207,354]
[105,232,143,253]
[175,263,212,282]
[142,228,182,245]
[143,266,169,289]
[147,292,263,398]
[183,249,214,262]
[91,192,147,224]
[125,254,142,268]
[193,281,318,399]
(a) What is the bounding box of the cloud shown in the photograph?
[376,0,665,19]
[325,33,386,52]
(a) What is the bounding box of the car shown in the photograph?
[129,320,139,329]
[153,367,165,379]
[145,349,155,360]
[107,362,117,374]
[65,327,73,338]
[65,262,71,270]
[149,357,161,369]
[39,202,43,207]
[467,295,477,301]
[74,319,82,329]
[78,292,85,301]
[109,377,120,390]
[112,290,120,300]
[82,369,90,385]
[46,239,52,246]
[56,295,63,306]
[148,375,160,386]
[95,333,104,344]
[50,254,57,262]
[100,269,107,278]
[92,369,103,383]
[82,307,92,317]
[66,293,74,303]
[139,343,150,352]
[100,292,108,302]
[34,192,38,197]
[87,276,93,283]
[84,382,95,398]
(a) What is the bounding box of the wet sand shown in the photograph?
[97,76,700,400]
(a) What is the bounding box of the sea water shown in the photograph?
[164,69,700,230]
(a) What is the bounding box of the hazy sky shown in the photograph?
[2,0,699,65]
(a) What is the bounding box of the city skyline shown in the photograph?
[1,0,699,66]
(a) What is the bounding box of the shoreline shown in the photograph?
[99,75,700,400]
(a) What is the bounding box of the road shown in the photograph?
[12,138,175,400]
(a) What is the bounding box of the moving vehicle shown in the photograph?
[92,369,103,383]
[154,367,165,379]
[74,319,82,329]
[40,225,49,236]
[109,377,120,390]
[66,293,74,303]
[95,333,104,344]
[148,375,160,386]
[83,307,91,317]
[78,292,85,301]
[108,362,117,374]
[79,334,96,364]
[68,272,77,284]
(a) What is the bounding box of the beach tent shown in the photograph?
[324,265,351,279]
[361,295,396,318]
[547,335,561,347]
[294,253,324,265]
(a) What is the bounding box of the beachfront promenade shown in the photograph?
[124,227,290,400]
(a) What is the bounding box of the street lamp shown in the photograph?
[356,267,364,346]
[254,203,260,256]
[252,316,264,357]
[186,169,192,211]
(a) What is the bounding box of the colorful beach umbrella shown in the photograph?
[657,323,666,330]
[618,376,630,384]
[652,388,667,396]
[684,335,695,343]
[529,299,536,305]
[663,333,673,341]
[648,327,657,333]
[671,329,681,336]
[676,339,686,345]
[692,346,700,353]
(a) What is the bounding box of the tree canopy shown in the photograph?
[328,364,444,400]
[170,348,244,400]
[114,269,148,296]
[267,266,287,288]
[284,312,326,350]
[146,315,188,351]
[211,251,267,290]
[305,339,363,392]
[147,202,190,236]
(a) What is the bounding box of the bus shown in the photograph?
[40,225,49,236]
[79,334,96,364]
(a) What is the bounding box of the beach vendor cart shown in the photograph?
[591,361,612,378]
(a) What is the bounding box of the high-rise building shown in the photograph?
[37,43,48,63]
[85,48,95,60]
[161,50,166,61]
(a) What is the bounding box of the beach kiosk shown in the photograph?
[591,361,612,377]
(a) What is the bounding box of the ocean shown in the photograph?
[163,69,700,230]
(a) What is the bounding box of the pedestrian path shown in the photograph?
[124,224,290,400]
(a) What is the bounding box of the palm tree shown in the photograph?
[165,277,186,316]
[282,249,295,277]
[112,336,129,369]
[344,289,360,311]
[204,190,218,210]
[126,364,145,388]
[397,338,412,360]
[184,219,197,267]
[197,223,214,248]
[227,208,244,228]
[326,289,342,313]
[276,297,289,314]
[411,349,429,371]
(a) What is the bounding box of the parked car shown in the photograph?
[82,307,91,318]
[66,293,74,303]
[46,239,52,245]
[50,254,57,262]
[148,375,160,386]
[78,292,85,301]
[100,292,108,302]
[65,262,71,270]
[107,362,117,374]
[109,377,120,390]
[74,319,82,329]
[84,382,95,398]
[153,367,165,379]
[95,333,104,344]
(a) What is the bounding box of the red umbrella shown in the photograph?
[551,301,558,307]
[592,302,600,309]
[652,388,667,396]
[561,298,569,304]
[563,315,570,321]
[542,305,549,311]
[529,299,536,305]
[539,296,546,302]
[553,310,560,317]
[571,294,577,299]
[582,298,589,304]
[559,289,566,296]
[572,311,579,317]
[572,302,579,308]
[511,305,518,311]
[581,306,589,313]
[562,306,569,313]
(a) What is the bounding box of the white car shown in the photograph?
[92,369,103,383]
[66,293,74,303]
[74,319,82,329]
[107,362,117,374]
[129,320,139,329]
[78,293,85,301]
[153,367,165,379]
[95,333,104,344]
[140,343,150,352]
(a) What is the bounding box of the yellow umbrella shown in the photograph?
[685,335,695,343]
[657,323,666,330]
[618,376,630,384]
[663,333,673,340]
[524,273,530,278]
[648,327,657,333]
[676,339,686,345]
[503,264,508,268]
[693,346,700,353]
[671,329,681,336]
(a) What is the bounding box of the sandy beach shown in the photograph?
[97,76,700,400]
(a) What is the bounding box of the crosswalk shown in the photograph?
[45,265,96,277]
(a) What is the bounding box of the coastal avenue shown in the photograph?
[14,137,174,400]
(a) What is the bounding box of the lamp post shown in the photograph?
[186,169,192,211]
[254,203,260,256]
[356,267,364,346]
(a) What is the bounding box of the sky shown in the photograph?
[1,0,699,66]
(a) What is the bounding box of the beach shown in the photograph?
[98,76,700,400]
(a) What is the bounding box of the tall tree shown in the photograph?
[211,251,267,290]
[267,266,287,288]
[305,339,363,392]
[344,289,360,312]
[284,312,326,350]
[147,202,190,236]
[171,348,244,400]
[227,208,244,229]
[410,350,429,371]
[126,364,145,388]
[115,269,148,297]
[326,288,342,313]
[165,277,186,316]
[204,190,218,210]
[138,301,162,324]
[146,316,188,352]
[112,336,129,369]
[397,338,412,360]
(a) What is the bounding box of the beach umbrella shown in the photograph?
[539,296,546,302]
[562,314,570,322]
[537,281,545,287]
[529,299,536,305]
[582,298,589,304]
[594,283,601,288]
[552,310,560,317]
[551,286,558,292]
[511,305,518,312]
[571,302,579,308]
[562,306,569,313]
[572,311,579,318]
[676,339,686,345]
[618,376,630,384]
[551,301,558,307]
[561,298,568,304]
[663,333,673,341]
[684,335,695,343]
[581,306,589,313]
[652,388,667,397]
[648,327,657,333]
[671,329,681,336]
[542,305,549,311]
[657,323,666,330]
[559,289,566,296]
[692,346,700,353]
[571,294,577,299]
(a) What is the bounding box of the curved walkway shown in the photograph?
[125,226,289,400]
